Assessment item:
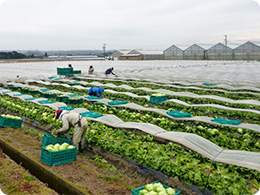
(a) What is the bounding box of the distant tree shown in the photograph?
[44,52,48,57]
[0,51,26,59]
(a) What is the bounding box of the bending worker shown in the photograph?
[87,87,104,98]
[53,110,88,152]
[88,65,94,74]
[105,67,115,75]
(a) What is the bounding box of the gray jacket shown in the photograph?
[58,111,85,133]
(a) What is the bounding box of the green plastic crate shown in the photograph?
[2,91,12,94]
[40,146,77,166]
[68,94,80,98]
[41,132,71,147]
[80,111,103,118]
[58,106,74,111]
[131,181,180,195]
[56,96,69,103]
[57,67,73,75]
[211,117,241,125]
[28,90,39,95]
[41,93,57,99]
[150,95,167,104]
[13,94,22,97]
[108,100,128,106]
[21,88,29,93]
[38,100,55,104]
[0,116,23,128]
[8,86,15,90]
[25,97,36,101]
[68,98,83,105]
[40,88,50,92]
[73,70,81,74]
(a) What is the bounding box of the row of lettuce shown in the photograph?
[0,85,260,194]
[0,94,260,194]
[51,79,260,122]
[9,84,260,152]
[33,81,260,126]
[72,78,260,100]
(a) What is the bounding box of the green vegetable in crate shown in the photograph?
[45,143,75,151]
[152,93,166,96]
[166,188,176,195]
[145,184,154,191]
[141,182,177,195]
[153,182,164,191]
[53,143,60,151]
[139,189,148,195]
[158,192,168,195]
[146,191,157,195]
[45,144,54,151]
[59,142,69,150]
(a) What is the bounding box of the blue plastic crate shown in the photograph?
[40,146,77,166]
[131,181,180,195]
[41,132,71,147]
[0,116,23,128]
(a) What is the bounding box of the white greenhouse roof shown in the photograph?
[129,49,164,55]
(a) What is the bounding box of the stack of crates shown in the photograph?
[57,67,74,76]
[0,114,23,128]
[40,132,77,166]
[150,93,167,104]
[72,70,81,74]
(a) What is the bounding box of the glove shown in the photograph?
[53,130,59,135]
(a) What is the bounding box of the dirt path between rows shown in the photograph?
[0,118,197,195]
[0,147,58,195]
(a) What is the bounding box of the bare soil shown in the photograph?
[0,112,197,195]
[0,147,58,195]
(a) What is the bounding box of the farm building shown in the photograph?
[111,50,131,60]
[206,43,233,60]
[233,41,260,61]
[128,50,164,60]
[163,45,183,60]
[183,44,206,60]
[118,53,143,60]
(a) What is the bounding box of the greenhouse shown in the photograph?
[128,49,164,60]
[163,45,184,60]
[206,43,233,60]
[233,41,260,61]
[183,44,206,60]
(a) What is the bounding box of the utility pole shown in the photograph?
[103,43,106,59]
[224,35,227,60]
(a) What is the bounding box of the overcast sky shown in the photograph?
[0,0,260,51]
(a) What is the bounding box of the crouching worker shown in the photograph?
[87,87,104,98]
[105,67,115,75]
[53,110,88,153]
